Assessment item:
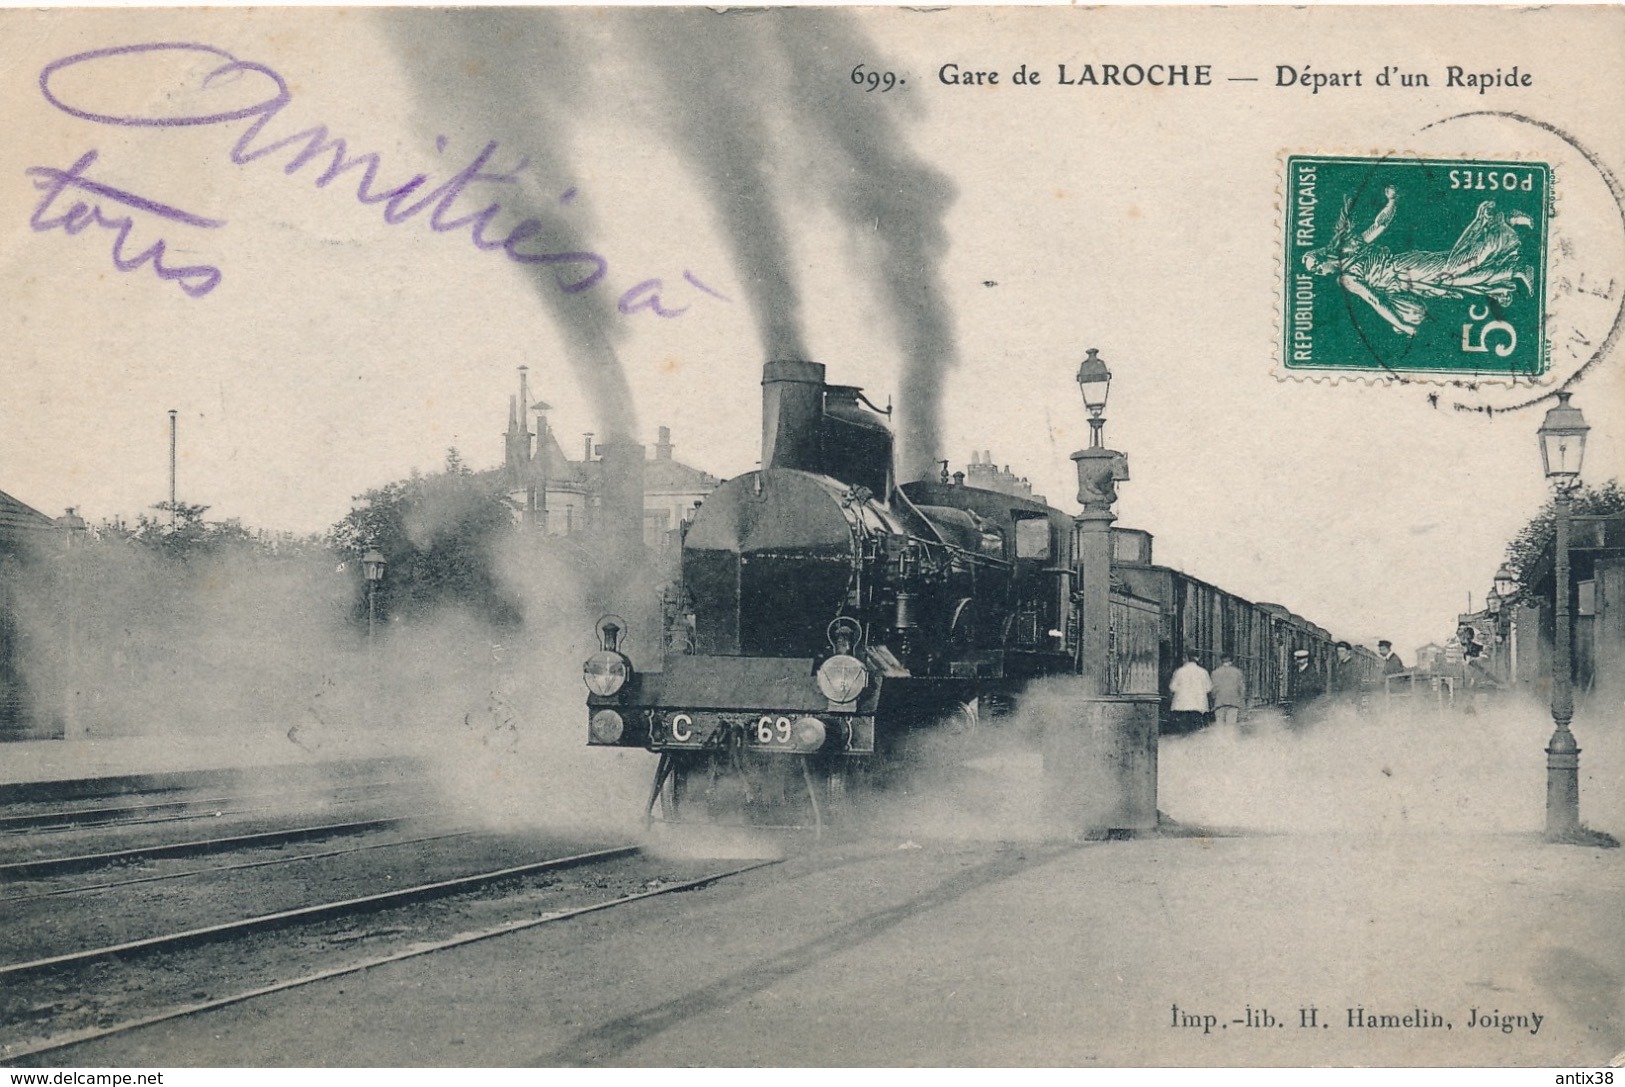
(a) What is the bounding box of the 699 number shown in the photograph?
[851,64,905,92]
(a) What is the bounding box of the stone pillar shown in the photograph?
[1042,694,1160,834]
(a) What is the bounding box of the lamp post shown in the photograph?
[1536,392,1588,842]
[361,548,386,646]
[1051,349,1155,837]
[1070,349,1128,695]
[1485,588,1505,683]
[1493,564,1520,686]
[54,508,88,741]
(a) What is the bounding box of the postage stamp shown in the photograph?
[1282,155,1550,379]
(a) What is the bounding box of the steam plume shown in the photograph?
[626,11,810,362]
[776,11,960,482]
[378,10,638,442]
[379,11,960,476]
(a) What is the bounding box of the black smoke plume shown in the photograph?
[378,10,637,443]
[380,11,959,477]
[775,11,960,482]
[627,11,810,363]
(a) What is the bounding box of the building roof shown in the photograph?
[0,489,54,533]
[0,489,56,559]
[645,456,719,494]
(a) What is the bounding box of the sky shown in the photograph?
[3,6,1623,655]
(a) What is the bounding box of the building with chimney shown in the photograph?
[962,450,1046,505]
[497,368,719,548]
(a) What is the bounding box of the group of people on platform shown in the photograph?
[1167,639,1409,731]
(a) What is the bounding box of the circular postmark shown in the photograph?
[1416,111,1625,417]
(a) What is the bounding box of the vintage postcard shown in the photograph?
[1,5,1623,1073]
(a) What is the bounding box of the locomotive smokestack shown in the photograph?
[761,360,824,473]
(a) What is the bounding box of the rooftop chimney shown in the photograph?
[656,425,673,461]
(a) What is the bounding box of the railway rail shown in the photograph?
[0,844,643,980]
[0,816,413,880]
[0,848,778,1064]
[0,781,417,835]
[0,826,473,903]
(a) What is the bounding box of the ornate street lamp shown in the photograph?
[1075,348,1112,449]
[1494,563,1518,600]
[361,547,386,645]
[1069,349,1129,695]
[1537,392,1588,842]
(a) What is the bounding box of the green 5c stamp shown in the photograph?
[1283,155,1550,378]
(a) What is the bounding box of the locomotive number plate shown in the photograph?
[657,711,797,749]
[649,710,874,754]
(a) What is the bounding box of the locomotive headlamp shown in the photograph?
[1537,391,1589,483]
[589,709,625,744]
[584,613,632,696]
[816,654,868,704]
[583,651,629,697]
[791,716,828,752]
[595,614,628,653]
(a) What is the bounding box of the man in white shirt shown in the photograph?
[1168,654,1213,733]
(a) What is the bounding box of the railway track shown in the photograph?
[0,847,778,1063]
[1,845,643,980]
[0,816,414,880]
[0,781,418,835]
[0,826,473,903]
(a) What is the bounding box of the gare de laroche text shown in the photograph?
[923,62,1533,93]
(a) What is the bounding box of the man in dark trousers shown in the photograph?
[1287,648,1325,724]
[1331,641,1364,705]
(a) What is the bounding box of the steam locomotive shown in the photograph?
[584,360,1369,827]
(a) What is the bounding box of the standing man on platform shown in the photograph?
[1288,648,1325,724]
[1211,655,1247,731]
[1331,641,1363,705]
[1168,654,1213,734]
[1378,639,1406,676]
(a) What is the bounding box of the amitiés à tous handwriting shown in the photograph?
[33,40,724,313]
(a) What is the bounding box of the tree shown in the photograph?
[122,501,255,561]
[1503,478,1625,603]
[329,452,521,626]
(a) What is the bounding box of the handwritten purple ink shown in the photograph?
[683,271,730,302]
[26,149,223,297]
[619,279,690,319]
[36,41,727,311]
